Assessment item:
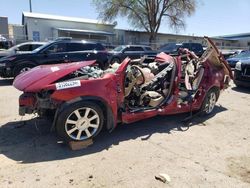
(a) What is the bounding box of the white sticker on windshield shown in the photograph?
[51,67,60,72]
[56,80,81,90]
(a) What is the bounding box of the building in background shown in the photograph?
[8,24,26,43]
[218,33,250,49]
[115,29,242,49]
[22,12,116,44]
[0,17,9,39]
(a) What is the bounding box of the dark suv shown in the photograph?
[159,42,204,57]
[234,60,250,87]
[109,45,157,64]
[0,39,109,78]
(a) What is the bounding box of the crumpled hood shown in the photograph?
[13,60,96,92]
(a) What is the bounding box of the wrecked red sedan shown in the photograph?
[13,37,232,142]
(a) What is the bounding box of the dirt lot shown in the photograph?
[0,78,249,188]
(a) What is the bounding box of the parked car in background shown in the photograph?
[0,39,110,78]
[159,42,204,57]
[0,40,12,50]
[0,42,46,58]
[234,59,250,87]
[109,45,157,64]
[13,37,232,142]
[226,50,250,68]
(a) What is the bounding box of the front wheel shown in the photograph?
[200,88,219,115]
[56,101,104,142]
[13,64,34,77]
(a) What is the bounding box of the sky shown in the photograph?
[0,0,250,37]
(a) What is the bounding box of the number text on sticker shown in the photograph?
[56,80,81,90]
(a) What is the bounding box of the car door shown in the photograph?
[37,42,69,65]
[65,42,90,63]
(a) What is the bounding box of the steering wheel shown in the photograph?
[130,65,145,85]
[124,65,145,97]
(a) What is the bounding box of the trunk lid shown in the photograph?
[203,37,233,79]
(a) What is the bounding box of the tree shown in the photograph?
[93,0,197,43]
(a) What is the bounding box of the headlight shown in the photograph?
[0,63,6,67]
[235,61,242,71]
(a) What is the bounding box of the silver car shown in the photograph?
[0,42,46,58]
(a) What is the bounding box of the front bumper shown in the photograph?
[19,93,37,116]
[234,69,250,87]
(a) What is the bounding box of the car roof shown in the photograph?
[123,45,152,48]
[18,41,47,45]
[56,40,101,44]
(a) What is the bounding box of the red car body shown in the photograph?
[13,37,232,142]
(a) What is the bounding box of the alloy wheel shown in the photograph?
[20,67,31,74]
[205,92,217,114]
[65,107,100,141]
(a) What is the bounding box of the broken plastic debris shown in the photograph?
[155,173,171,183]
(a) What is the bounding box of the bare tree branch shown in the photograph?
[93,0,197,43]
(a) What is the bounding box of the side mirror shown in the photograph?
[14,47,19,52]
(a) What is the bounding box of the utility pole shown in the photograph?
[29,0,32,12]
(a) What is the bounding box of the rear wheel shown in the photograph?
[56,101,104,142]
[200,88,219,115]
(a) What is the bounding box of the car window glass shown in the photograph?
[145,47,153,51]
[113,46,125,52]
[67,43,86,51]
[124,46,144,52]
[182,43,190,49]
[160,43,180,51]
[45,43,67,53]
[84,43,105,51]
[233,51,250,58]
[18,44,31,51]
[190,44,203,52]
[31,44,42,50]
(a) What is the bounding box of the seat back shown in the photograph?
[192,67,204,90]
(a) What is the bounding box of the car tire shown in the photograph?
[200,88,219,116]
[56,101,104,142]
[111,57,121,64]
[13,63,34,77]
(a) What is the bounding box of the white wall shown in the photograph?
[24,17,114,41]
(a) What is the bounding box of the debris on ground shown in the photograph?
[155,173,171,183]
[68,139,93,150]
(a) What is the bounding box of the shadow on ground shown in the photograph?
[231,86,250,94]
[0,105,227,163]
[0,78,13,86]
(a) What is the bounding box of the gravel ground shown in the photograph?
[0,78,249,188]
